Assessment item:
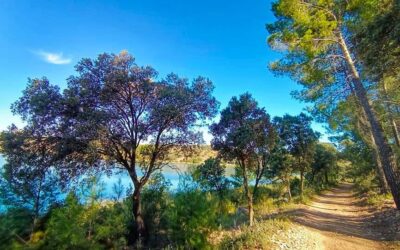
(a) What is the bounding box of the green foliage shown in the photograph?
[210,93,276,225]
[90,203,130,248]
[273,113,319,198]
[289,178,301,197]
[342,139,377,183]
[365,193,392,207]
[192,158,231,198]
[353,1,399,81]
[141,173,171,246]
[0,127,61,218]
[8,51,220,243]
[210,93,276,163]
[309,143,339,188]
[273,113,319,163]
[269,146,295,180]
[168,175,218,248]
[45,193,96,249]
[0,208,33,249]
[4,8,397,245]
[43,177,130,249]
[354,171,379,194]
[267,0,400,208]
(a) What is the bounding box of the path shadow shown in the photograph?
[263,184,398,242]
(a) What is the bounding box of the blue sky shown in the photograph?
[0,0,328,141]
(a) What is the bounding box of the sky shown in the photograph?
[0,0,328,142]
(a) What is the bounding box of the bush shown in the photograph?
[354,171,379,194]
[44,191,130,249]
[0,208,33,249]
[220,219,290,249]
[91,202,130,248]
[167,175,218,248]
[290,178,301,197]
[141,173,171,247]
[44,193,99,249]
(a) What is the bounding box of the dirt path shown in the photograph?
[291,183,394,250]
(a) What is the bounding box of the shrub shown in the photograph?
[141,173,171,247]
[92,203,130,248]
[354,171,379,194]
[0,208,33,249]
[290,178,301,197]
[44,193,98,249]
[167,175,218,248]
[220,219,290,249]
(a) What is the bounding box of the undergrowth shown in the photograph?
[219,219,291,249]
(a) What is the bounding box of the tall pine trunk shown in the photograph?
[368,129,390,193]
[338,32,400,209]
[356,101,390,193]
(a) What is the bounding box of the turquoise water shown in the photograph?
[0,155,191,197]
[0,156,239,202]
[99,163,191,198]
[0,155,193,212]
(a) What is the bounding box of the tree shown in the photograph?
[8,51,219,242]
[210,93,276,226]
[273,113,319,199]
[267,0,400,208]
[311,143,338,185]
[353,1,399,82]
[353,2,400,147]
[326,97,390,193]
[269,145,295,201]
[0,126,61,240]
[339,136,383,193]
[193,157,231,199]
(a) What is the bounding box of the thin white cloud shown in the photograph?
[34,50,72,65]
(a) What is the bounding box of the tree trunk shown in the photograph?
[310,170,315,182]
[287,178,292,202]
[300,169,304,199]
[253,157,266,201]
[390,118,400,147]
[354,90,390,193]
[132,187,146,243]
[253,174,261,202]
[382,81,400,147]
[242,164,254,226]
[368,130,390,193]
[324,170,329,184]
[338,32,400,209]
[30,176,43,241]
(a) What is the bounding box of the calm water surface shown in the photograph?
[0,156,231,198]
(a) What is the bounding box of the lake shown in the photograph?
[100,163,193,198]
[0,156,236,199]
